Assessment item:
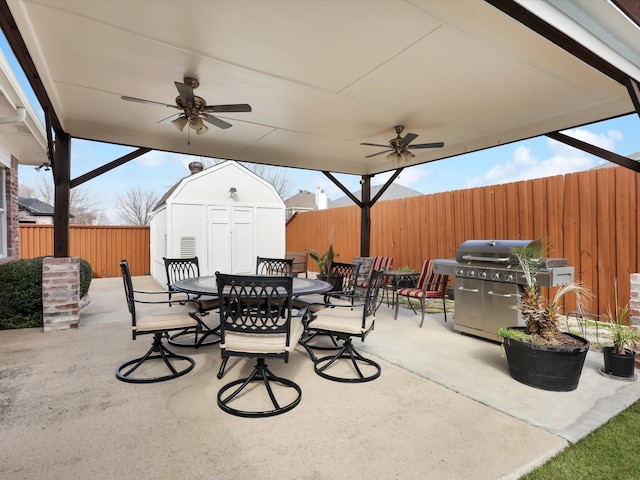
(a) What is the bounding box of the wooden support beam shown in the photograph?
[52,131,70,257]
[546,131,640,172]
[71,148,151,188]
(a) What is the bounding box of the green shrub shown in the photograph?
[79,258,92,298]
[0,257,93,329]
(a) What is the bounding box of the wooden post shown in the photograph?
[53,131,70,258]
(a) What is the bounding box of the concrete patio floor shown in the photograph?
[2,275,640,480]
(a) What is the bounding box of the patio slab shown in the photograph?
[2,275,634,479]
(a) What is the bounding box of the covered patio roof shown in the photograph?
[1,0,640,255]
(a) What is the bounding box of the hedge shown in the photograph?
[0,257,92,329]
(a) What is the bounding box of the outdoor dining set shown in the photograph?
[115,255,399,418]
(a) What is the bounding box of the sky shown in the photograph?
[4,34,639,224]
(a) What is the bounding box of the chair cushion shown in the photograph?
[395,287,444,298]
[198,298,219,311]
[135,304,199,333]
[221,317,305,354]
[309,307,374,335]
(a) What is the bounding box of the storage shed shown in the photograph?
[150,161,286,284]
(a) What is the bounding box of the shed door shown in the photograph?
[208,206,255,274]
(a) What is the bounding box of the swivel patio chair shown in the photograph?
[116,259,199,383]
[305,269,385,383]
[296,261,361,350]
[395,259,448,327]
[215,273,307,417]
[256,256,294,276]
[163,256,220,347]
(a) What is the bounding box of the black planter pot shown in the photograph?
[602,346,636,379]
[318,274,344,292]
[502,327,590,392]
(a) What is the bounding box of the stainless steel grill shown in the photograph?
[433,240,574,342]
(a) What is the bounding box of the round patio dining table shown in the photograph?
[172,275,333,297]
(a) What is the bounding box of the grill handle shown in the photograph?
[461,255,511,263]
[487,291,520,298]
[457,286,479,293]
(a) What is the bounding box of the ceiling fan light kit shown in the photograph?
[362,125,444,164]
[122,76,251,139]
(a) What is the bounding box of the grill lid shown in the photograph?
[455,240,569,268]
[455,240,533,264]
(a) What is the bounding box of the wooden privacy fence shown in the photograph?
[20,225,150,278]
[286,166,640,318]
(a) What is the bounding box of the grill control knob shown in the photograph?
[456,268,464,276]
[466,269,475,277]
[504,273,514,282]
[490,272,500,281]
[478,271,487,280]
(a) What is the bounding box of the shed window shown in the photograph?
[180,236,196,257]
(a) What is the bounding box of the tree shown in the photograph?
[113,187,159,225]
[19,176,105,224]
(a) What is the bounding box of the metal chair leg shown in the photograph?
[217,358,302,418]
[115,332,195,383]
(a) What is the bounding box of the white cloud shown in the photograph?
[466,128,622,188]
[134,150,170,169]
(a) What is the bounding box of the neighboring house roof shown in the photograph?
[329,183,423,208]
[285,190,316,210]
[18,197,54,216]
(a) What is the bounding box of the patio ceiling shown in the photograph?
[3,0,640,173]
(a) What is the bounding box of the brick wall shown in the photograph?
[1,156,19,264]
[631,273,640,328]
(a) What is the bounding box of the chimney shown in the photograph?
[315,187,327,210]
[188,161,204,174]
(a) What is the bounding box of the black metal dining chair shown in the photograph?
[163,256,220,347]
[116,259,199,383]
[304,269,385,383]
[296,261,361,350]
[256,256,294,276]
[215,273,307,417]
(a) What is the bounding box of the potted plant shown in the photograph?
[308,243,342,291]
[394,265,417,288]
[601,282,640,380]
[498,238,591,391]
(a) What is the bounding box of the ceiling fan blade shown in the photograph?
[121,96,177,108]
[204,104,252,113]
[364,149,392,158]
[201,113,232,129]
[360,142,391,148]
[157,112,181,124]
[408,142,445,149]
[174,81,195,106]
[400,133,418,147]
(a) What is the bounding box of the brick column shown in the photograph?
[631,273,640,326]
[629,273,640,368]
[3,156,19,262]
[42,257,80,331]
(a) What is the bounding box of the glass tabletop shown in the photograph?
[173,275,333,296]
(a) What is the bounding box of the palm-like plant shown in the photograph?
[511,238,590,345]
[308,244,337,276]
[605,281,640,355]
